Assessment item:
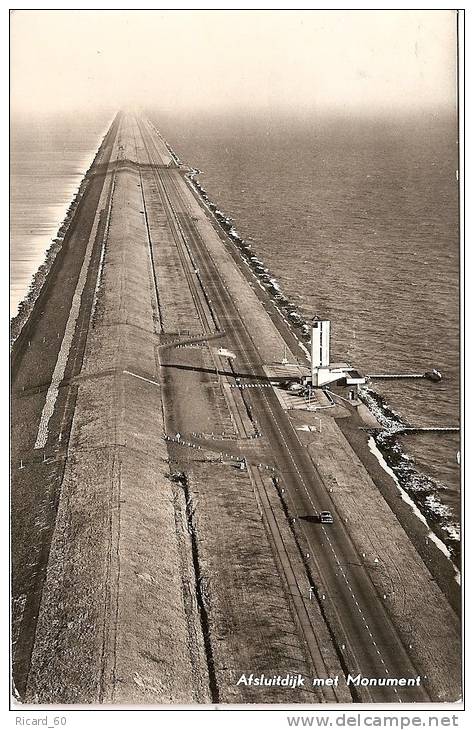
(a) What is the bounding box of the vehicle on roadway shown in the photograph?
[319,511,334,524]
[285,381,306,394]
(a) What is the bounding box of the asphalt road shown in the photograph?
[136,116,431,703]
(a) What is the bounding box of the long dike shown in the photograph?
[11,111,461,705]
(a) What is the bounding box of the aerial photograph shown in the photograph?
[10,9,462,709]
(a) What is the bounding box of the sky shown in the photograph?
[10,10,458,116]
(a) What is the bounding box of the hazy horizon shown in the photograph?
[11,10,458,118]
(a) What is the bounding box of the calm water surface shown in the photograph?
[10,111,112,314]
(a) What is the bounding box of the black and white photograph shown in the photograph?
[8,6,464,721]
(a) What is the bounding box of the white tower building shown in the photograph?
[311,320,330,369]
[311,319,333,387]
[310,318,365,388]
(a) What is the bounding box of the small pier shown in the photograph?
[393,426,459,434]
[368,374,424,379]
[368,369,442,383]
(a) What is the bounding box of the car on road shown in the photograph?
[319,511,334,524]
[285,381,305,394]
